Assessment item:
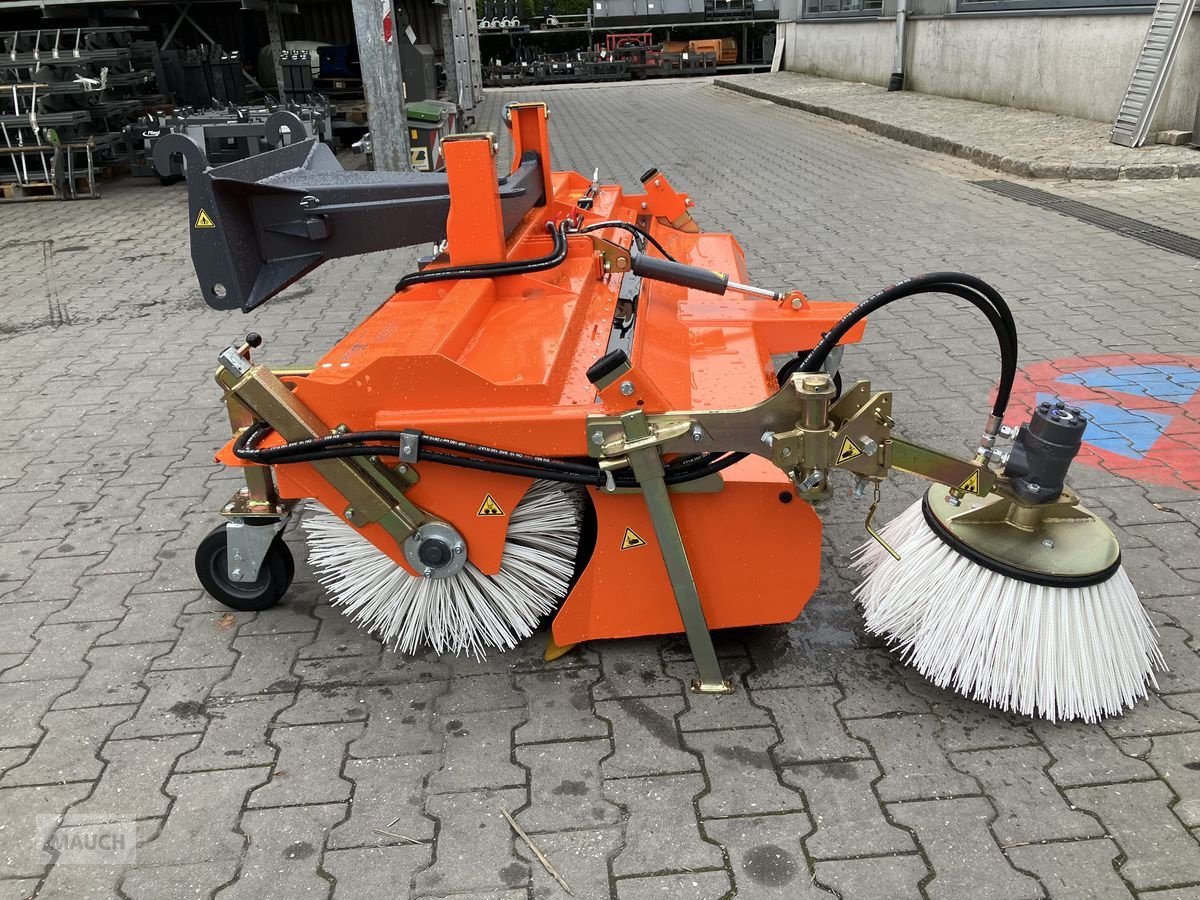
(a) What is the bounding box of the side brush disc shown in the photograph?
[852,485,1164,723]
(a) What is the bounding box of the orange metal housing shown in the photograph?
[218,104,865,647]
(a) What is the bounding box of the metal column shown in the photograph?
[351,0,412,170]
[448,0,483,112]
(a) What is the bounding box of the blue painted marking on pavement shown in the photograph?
[1057,365,1200,403]
[1035,393,1173,460]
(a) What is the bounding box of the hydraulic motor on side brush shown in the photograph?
[165,104,1163,723]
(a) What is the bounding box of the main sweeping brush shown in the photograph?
[852,403,1164,723]
[303,479,584,658]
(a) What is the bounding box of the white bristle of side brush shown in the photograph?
[851,500,1164,723]
[302,480,583,659]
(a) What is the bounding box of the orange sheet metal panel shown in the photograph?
[553,455,824,644]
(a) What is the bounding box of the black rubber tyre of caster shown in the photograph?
[195,524,294,612]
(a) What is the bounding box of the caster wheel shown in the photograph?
[195,523,294,612]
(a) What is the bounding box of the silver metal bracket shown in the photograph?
[225,515,291,583]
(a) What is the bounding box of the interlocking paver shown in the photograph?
[614,870,733,898]
[849,715,980,802]
[889,797,1044,900]
[429,707,526,793]
[515,827,622,900]
[210,631,310,697]
[328,754,439,849]
[2,704,135,787]
[71,734,200,823]
[517,739,620,831]
[783,759,915,858]
[0,678,75,748]
[415,787,528,896]
[325,845,432,898]
[109,665,226,740]
[248,722,362,808]
[704,813,828,897]
[591,640,681,699]
[685,727,805,817]
[176,693,295,771]
[954,746,1106,845]
[605,772,722,876]
[216,803,343,900]
[122,861,244,900]
[757,684,870,764]
[1,620,116,683]
[814,855,929,900]
[0,782,92,878]
[1068,780,1200,890]
[1034,720,1157,787]
[596,695,697,778]
[1005,838,1132,900]
[667,660,773,732]
[52,641,172,709]
[514,668,606,744]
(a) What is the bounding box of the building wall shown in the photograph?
[782,13,1200,131]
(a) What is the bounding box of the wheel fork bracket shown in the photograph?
[225,515,291,583]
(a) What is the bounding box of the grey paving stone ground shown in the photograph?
[1,78,1199,898]
[716,72,1200,180]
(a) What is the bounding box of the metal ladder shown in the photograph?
[1111,0,1195,147]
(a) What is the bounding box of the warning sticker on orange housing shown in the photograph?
[620,527,647,550]
[477,494,505,517]
[958,470,981,494]
[194,209,215,228]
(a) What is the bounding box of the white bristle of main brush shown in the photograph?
[302,480,583,658]
[851,499,1164,723]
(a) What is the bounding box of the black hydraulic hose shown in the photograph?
[577,220,677,262]
[798,273,1019,420]
[418,448,603,486]
[394,221,570,293]
[236,419,749,489]
[236,423,599,478]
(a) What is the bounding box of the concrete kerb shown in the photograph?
[713,78,1188,182]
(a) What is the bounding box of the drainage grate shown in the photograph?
[973,179,1200,260]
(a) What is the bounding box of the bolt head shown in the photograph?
[453,543,464,555]
[590,430,605,446]
[230,568,242,579]
[791,297,802,310]
[861,438,879,457]
[691,427,703,443]
[619,380,635,397]
[1041,538,1055,549]
[945,494,962,507]
[422,567,434,578]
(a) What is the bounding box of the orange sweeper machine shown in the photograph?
[164,105,1162,720]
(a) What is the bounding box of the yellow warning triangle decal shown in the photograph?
[620,527,647,550]
[477,494,505,517]
[194,209,215,229]
[958,470,981,494]
[836,436,863,465]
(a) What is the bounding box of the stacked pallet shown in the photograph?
[0,26,165,201]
